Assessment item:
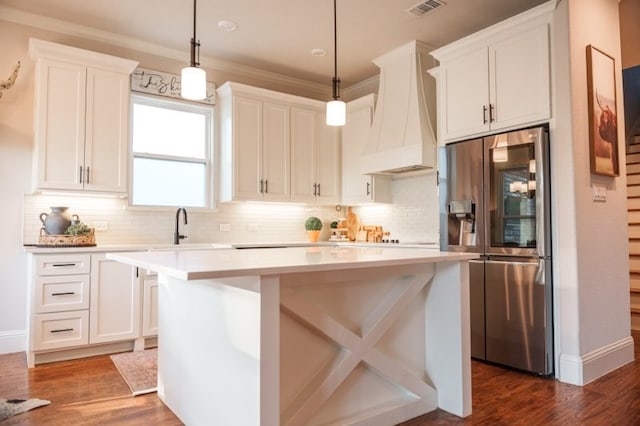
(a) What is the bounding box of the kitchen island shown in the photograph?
[108,246,476,426]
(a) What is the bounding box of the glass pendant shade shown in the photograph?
[326,99,346,126]
[181,66,206,100]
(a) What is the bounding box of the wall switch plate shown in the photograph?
[93,221,108,231]
[592,184,606,202]
[247,223,258,232]
[219,223,231,232]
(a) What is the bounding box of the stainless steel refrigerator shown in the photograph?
[439,125,553,376]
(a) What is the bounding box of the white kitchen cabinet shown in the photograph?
[430,4,552,143]
[29,38,138,193]
[218,86,290,202]
[218,81,340,204]
[89,254,140,344]
[290,107,340,204]
[27,253,91,365]
[342,95,391,204]
[141,273,159,337]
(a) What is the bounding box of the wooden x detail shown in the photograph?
[280,266,438,426]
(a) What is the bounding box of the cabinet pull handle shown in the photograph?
[50,328,74,333]
[264,179,268,194]
[52,263,77,267]
[489,104,495,122]
[313,183,317,196]
[51,292,75,296]
[79,166,83,184]
[482,105,488,124]
[316,183,320,196]
[86,166,90,184]
[366,182,371,196]
[259,179,264,194]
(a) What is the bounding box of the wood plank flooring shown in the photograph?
[1,332,639,425]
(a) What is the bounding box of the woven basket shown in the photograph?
[38,228,96,247]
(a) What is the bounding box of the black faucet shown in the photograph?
[174,207,188,244]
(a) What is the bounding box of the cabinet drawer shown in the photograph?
[35,254,91,276]
[35,275,90,313]
[33,310,89,350]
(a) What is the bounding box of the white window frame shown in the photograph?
[129,94,215,209]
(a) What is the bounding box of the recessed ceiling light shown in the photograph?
[217,20,238,32]
[311,48,327,57]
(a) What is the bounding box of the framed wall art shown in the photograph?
[586,45,619,176]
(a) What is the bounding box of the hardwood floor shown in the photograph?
[1,332,639,425]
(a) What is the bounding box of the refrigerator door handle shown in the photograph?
[487,258,546,286]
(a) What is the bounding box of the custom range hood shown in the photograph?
[362,40,438,175]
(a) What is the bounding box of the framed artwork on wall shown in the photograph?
[586,45,619,177]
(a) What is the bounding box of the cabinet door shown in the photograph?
[84,68,129,192]
[439,49,490,142]
[290,107,317,203]
[489,25,550,131]
[315,113,341,204]
[342,96,391,204]
[142,275,158,337]
[261,102,290,201]
[232,96,263,200]
[34,58,86,190]
[89,254,140,344]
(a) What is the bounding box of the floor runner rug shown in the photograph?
[110,348,158,396]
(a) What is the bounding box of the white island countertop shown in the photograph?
[107,246,477,281]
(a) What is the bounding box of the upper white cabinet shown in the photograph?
[219,92,290,202]
[429,3,553,143]
[29,39,138,193]
[290,107,340,204]
[218,82,340,204]
[342,95,391,204]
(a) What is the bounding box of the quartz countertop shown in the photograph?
[24,240,438,254]
[107,246,477,281]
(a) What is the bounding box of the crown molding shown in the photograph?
[0,5,331,99]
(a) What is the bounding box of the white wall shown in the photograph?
[0,19,437,354]
[552,0,633,385]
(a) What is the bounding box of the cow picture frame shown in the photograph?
[586,45,619,176]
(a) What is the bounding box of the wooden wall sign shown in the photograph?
[131,67,215,105]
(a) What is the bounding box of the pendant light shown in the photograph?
[326,0,345,126]
[181,0,207,100]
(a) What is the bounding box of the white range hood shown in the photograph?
[362,40,438,175]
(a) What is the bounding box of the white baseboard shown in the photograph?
[0,330,27,355]
[559,335,635,385]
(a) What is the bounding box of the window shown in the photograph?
[130,95,213,208]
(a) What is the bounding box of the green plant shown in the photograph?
[65,222,92,236]
[304,216,323,231]
[330,221,338,229]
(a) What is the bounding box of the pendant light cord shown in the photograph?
[332,0,340,100]
[333,0,337,80]
[190,0,200,67]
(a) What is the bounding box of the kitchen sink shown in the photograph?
[148,243,233,251]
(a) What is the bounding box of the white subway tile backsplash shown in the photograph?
[23,174,439,246]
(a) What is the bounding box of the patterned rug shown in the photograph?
[110,349,158,396]
[0,398,50,421]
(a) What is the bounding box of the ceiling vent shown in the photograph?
[406,0,446,17]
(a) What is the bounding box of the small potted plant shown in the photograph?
[304,216,323,242]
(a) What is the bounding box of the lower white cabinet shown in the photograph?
[141,273,159,337]
[27,251,154,367]
[89,254,140,344]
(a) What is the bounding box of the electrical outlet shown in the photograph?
[219,223,231,232]
[92,221,108,231]
[247,223,258,232]
[592,184,606,202]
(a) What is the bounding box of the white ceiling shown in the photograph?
[2,0,549,85]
